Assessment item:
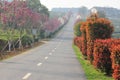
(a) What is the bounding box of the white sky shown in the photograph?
[40,0,120,10]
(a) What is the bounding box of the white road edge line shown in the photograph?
[45,57,48,60]
[22,73,32,80]
[37,63,42,66]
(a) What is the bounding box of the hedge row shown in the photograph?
[74,38,120,79]
[80,14,114,63]
[74,13,120,80]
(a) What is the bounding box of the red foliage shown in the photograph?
[93,39,120,75]
[83,17,114,63]
[44,18,61,33]
[111,45,120,80]
[112,65,120,80]
[74,37,83,51]
[0,0,45,29]
[80,22,87,57]
[74,36,87,57]
[93,39,112,75]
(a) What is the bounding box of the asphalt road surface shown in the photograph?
[0,16,86,80]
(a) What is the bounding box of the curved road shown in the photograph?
[0,16,86,80]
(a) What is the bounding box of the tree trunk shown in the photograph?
[19,37,22,50]
[8,40,11,52]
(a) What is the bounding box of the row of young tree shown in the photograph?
[74,11,120,80]
[0,0,48,53]
[0,0,71,58]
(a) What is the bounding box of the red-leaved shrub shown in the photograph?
[111,44,120,80]
[74,37,83,51]
[93,39,120,75]
[73,13,120,79]
[93,39,112,75]
[80,22,87,57]
[85,16,113,63]
[74,37,87,58]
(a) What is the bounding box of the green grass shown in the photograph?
[73,45,114,80]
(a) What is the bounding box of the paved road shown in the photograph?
[0,16,86,80]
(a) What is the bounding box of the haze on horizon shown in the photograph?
[40,0,120,10]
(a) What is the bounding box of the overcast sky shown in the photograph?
[40,0,120,10]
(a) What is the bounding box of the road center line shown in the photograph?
[45,57,48,60]
[49,53,52,55]
[59,42,61,45]
[22,73,32,80]
[52,50,55,52]
[37,63,42,66]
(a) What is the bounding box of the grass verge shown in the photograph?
[72,45,114,80]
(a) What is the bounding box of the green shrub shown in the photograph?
[74,22,82,36]
[21,34,33,47]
